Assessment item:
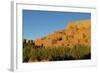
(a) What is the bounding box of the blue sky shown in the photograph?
[23,10,91,40]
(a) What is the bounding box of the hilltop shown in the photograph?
[34,20,91,48]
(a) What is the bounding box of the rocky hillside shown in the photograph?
[34,20,91,48]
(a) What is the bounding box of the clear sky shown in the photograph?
[23,10,91,40]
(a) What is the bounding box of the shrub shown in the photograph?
[23,43,91,62]
[23,46,32,62]
[69,44,91,59]
[23,42,33,62]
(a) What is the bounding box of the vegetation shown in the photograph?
[23,40,91,62]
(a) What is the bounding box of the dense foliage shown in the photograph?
[23,40,91,62]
